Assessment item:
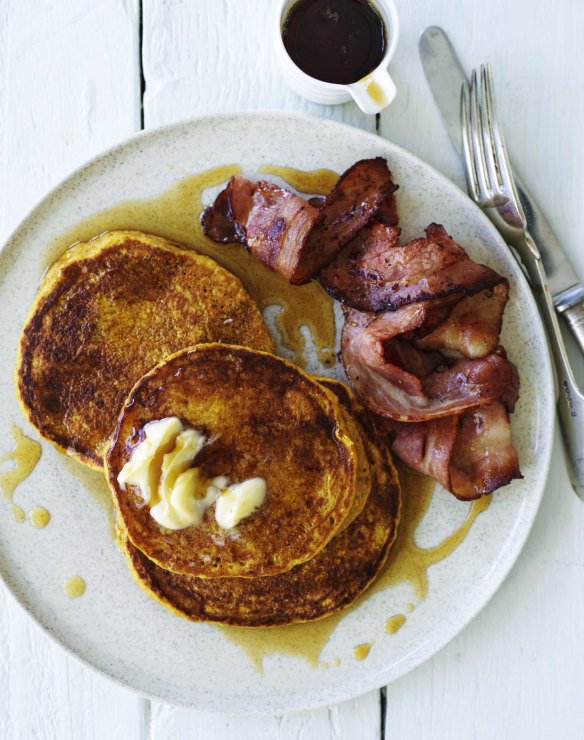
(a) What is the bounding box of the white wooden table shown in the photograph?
[1,1,583,738]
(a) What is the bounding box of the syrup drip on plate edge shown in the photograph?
[0,423,43,525]
[1,425,95,595]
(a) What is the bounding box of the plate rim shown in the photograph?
[0,110,556,713]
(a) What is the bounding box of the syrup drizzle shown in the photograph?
[0,424,42,522]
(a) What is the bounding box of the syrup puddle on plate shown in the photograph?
[219,469,490,672]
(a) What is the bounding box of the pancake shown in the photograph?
[15,230,274,469]
[106,343,358,579]
[316,378,372,531]
[116,421,400,626]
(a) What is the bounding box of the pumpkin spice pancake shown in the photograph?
[15,230,273,469]
[316,377,372,532]
[106,344,359,579]
[115,396,400,626]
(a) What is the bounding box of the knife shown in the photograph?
[419,26,584,355]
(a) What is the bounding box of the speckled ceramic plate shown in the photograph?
[0,112,554,713]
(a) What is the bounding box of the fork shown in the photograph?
[461,65,584,499]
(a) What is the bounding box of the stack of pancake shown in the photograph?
[15,230,400,626]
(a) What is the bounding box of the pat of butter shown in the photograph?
[117,417,184,503]
[117,417,266,531]
[215,478,267,529]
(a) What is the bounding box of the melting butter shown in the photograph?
[118,416,184,503]
[119,417,266,530]
[215,478,266,529]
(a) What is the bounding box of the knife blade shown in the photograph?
[419,26,584,315]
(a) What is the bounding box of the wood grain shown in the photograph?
[0,1,145,738]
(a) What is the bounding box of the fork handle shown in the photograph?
[527,242,584,499]
[562,301,584,358]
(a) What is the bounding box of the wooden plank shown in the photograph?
[141,0,376,132]
[0,1,146,738]
[151,690,380,740]
[142,0,380,736]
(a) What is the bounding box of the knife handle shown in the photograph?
[528,249,584,499]
[561,301,584,358]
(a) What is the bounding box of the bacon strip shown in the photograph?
[389,403,522,500]
[303,158,398,280]
[202,163,522,499]
[319,223,402,309]
[341,307,519,421]
[414,282,509,359]
[245,182,324,282]
[450,404,522,498]
[423,347,519,413]
[200,176,254,243]
[201,159,397,284]
[320,223,506,312]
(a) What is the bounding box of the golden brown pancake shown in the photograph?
[116,423,400,626]
[316,378,372,531]
[15,230,273,469]
[106,343,358,579]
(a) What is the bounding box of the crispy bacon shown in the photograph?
[319,223,402,309]
[378,186,400,226]
[201,159,397,284]
[389,403,522,500]
[423,347,519,413]
[200,176,255,243]
[310,181,398,225]
[303,158,398,279]
[320,223,506,312]
[245,182,324,282]
[414,282,509,359]
[391,415,459,491]
[341,307,519,421]
[450,403,522,498]
[202,160,522,499]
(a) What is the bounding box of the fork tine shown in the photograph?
[479,64,503,192]
[461,82,480,201]
[469,68,491,197]
[482,64,516,196]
